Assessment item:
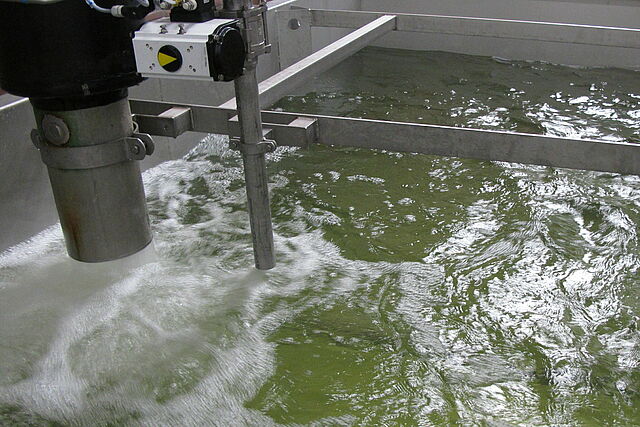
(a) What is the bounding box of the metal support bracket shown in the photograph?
[220,2,272,60]
[133,106,193,138]
[276,8,312,69]
[227,114,318,148]
[131,103,319,149]
[31,130,155,170]
[130,99,640,176]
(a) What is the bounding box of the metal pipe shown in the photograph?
[32,97,153,262]
[233,66,276,270]
[222,0,275,269]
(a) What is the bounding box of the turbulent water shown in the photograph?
[1,48,640,426]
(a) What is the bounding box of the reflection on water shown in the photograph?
[1,48,639,426]
[275,47,640,143]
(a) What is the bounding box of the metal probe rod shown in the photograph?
[235,67,276,270]
[225,0,276,270]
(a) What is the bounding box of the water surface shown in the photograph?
[1,48,639,426]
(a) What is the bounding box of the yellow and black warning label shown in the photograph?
[158,45,182,72]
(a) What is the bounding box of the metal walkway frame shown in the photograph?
[131,9,640,175]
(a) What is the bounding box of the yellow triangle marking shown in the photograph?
[158,52,178,67]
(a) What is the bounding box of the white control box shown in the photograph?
[133,18,238,81]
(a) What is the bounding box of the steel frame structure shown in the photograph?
[131,9,640,175]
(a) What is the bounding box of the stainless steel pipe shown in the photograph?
[223,0,276,270]
[32,98,153,262]
[233,66,276,270]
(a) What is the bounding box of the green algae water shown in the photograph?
[1,47,640,426]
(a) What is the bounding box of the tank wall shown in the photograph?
[362,0,640,28]
[361,0,640,68]
[0,98,58,250]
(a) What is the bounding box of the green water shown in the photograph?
[1,48,639,426]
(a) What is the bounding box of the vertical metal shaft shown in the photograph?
[224,0,275,269]
[234,65,276,270]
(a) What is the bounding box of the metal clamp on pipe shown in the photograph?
[32,130,155,170]
[228,138,277,155]
[219,1,271,60]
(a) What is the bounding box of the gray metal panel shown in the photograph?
[0,99,58,250]
[0,94,23,108]
[276,9,313,69]
[374,32,640,69]
[362,0,640,28]
[310,9,640,49]
[309,8,640,67]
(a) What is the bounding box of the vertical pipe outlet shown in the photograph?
[32,97,153,263]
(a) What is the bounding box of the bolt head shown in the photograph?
[41,114,70,146]
[288,18,302,30]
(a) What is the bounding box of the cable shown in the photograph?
[84,0,153,18]
[84,0,112,14]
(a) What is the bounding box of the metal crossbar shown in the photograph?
[131,99,640,175]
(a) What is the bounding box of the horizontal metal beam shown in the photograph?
[307,115,640,175]
[134,106,193,138]
[221,14,397,110]
[130,99,640,176]
[131,100,319,148]
[310,9,640,50]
